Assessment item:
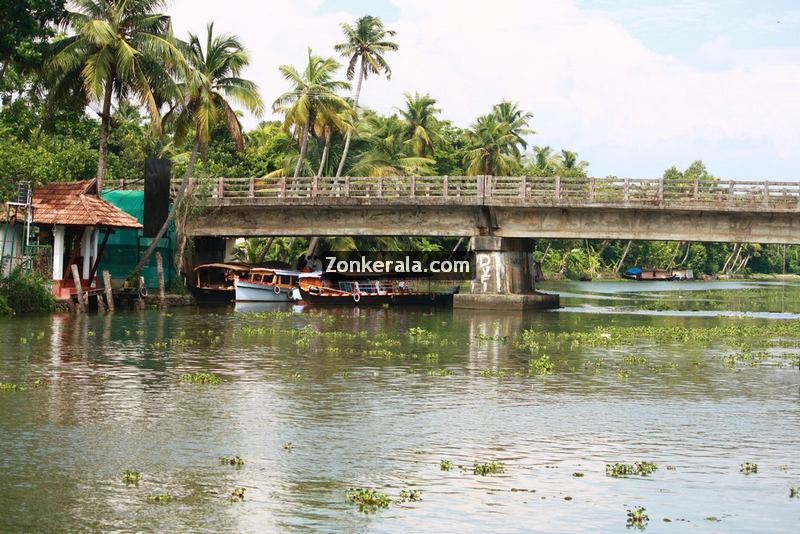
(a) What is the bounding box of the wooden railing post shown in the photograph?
[554,176,561,200]
[623,178,630,202]
[589,177,596,201]
[279,176,286,198]
[520,175,527,198]
[71,264,86,313]
[728,180,735,207]
[443,176,449,198]
[103,270,114,312]
[249,177,255,198]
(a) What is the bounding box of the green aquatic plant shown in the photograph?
[605,463,635,477]
[426,368,454,376]
[345,488,391,512]
[790,487,799,498]
[180,372,221,385]
[473,461,505,476]
[122,470,140,485]
[147,493,174,504]
[283,442,294,451]
[0,382,20,391]
[740,461,758,475]
[572,472,585,477]
[398,489,422,502]
[406,327,438,345]
[425,352,439,363]
[626,507,649,530]
[479,368,508,378]
[705,516,720,522]
[220,456,245,466]
[230,487,246,502]
[440,459,452,471]
[666,465,677,471]
[528,354,554,375]
[635,461,658,476]
[622,355,648,365]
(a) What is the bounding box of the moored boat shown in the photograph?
[189,262,252,304]
[622,267,678,281]
[298,275,458,306]
[234,268,300,302]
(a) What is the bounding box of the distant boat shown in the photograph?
[189,263,252,304]
[622,267,693,281]
[234,268,301,302]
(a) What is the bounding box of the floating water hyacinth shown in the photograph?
[473,461,505,476]
[122,470,140,485]
[626,507,649,530]
[147,493,174,504]
[345,488,390,512]
[398,489,422,502]
[740,462,758,475]
[220,456,245,466]
[180,372,220,385]
[230,487,246,502]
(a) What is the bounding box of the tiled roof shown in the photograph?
[24,179,142,228]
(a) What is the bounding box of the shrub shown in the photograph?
[0,267,55,314]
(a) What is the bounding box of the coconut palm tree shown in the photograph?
[558,149,589,176]
[532,145,558,174]
[273,48,350,178]
[463,114,520,176]
[492,100,534,151]
[133,22,263,276]
[351,113,434,176]
[397,91,440,157]
[48,0,184,190]
[333,15,398,177]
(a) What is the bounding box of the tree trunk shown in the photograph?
[615,240,632,273]
[316,126,332,177]
[335,58,365,178]
[293,120,310,178]
[96,77,114,191]
[255,237,274,263]
[130,139,199,277]
[679,241,691,266]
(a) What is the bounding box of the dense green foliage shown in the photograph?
[0,4,797,278]
[0,267,56,314]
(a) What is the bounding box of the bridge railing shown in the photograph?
[104,176,800,211]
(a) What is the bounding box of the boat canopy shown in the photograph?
[193,263,252,272]
[249,268,302,277]
[625,266,643,276]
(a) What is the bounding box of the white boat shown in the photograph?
[234,268,300,302]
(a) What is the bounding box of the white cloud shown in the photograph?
[169,0,800,179]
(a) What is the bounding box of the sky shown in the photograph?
[169,0,800,180]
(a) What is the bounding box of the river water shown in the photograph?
[1,281,799,533]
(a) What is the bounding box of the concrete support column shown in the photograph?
[224,238,238,261]
[454,236,559,311]
[53,225,65,281]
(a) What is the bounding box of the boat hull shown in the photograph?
[299,287,454,307]
[234,280,291,302]
[189,286,235,304]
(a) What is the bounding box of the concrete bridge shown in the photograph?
[170,175,800,244]
[108,175,800,310]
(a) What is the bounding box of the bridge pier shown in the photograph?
[453,236,559,311]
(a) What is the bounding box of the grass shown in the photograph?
[180,372,220,385]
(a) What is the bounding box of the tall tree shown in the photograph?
[0,0,65,87]
[491,100,533,150]
[397,91,440,157]
[352,112,434,176]
[333,15,397,177]
[133,21,263,276]
[48,0,183,190]
[273,48,350,178]
[463,113,523,176]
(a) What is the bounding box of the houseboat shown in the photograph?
[298,274,458,306]
[623,267,693,281]
[189,263,252,304]
[234,268,301,302]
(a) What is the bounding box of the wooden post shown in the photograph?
[103,270,114,312]
[589,177,596,201]
[71,264,86,313]
[249,177,255,198]
[137,276,146,310]
[156,252,166,307]
[623,178,630,202]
